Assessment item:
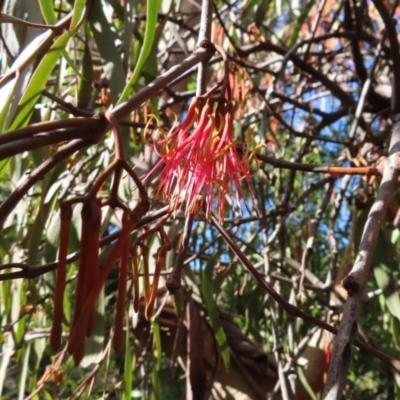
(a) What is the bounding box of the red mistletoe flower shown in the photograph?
[146,96,255,222]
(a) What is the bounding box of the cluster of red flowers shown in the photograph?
[147,96,253,221]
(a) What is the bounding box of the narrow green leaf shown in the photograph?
[373,228,400,321]
[43,209,60,264]
[9,31,73,129]
[64,279,72,325]
[70,0,86,31]
[70,202,83,249]
[88,0,126,102]
[122,0,135,72]
[15,292,27,344]
[27,162,64,264]
[80,286,105,367]
[201,255,230,369]
[108,0,125,20]
[254,0,271,28]
[151,367,162,400]
[124,322,132,400]
[0,334,14,396]
[38,0,57,25]
[297,366,318,400]
[77,36,94,109]
[0,158,10,181]
[0,75,20,133]
[8,2,88,130]
[153,321,162,370]
[62,49,85,81]
[288,0,316,47]
[390,316,400,350]
[18,342,31,400]
[241,0,259,21]
[395,378,400,398]
[27,199,50,265]
[118,0,161,104]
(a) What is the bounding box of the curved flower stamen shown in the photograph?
[148,95,255,222]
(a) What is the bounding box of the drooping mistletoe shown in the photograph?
[49,44,260,365]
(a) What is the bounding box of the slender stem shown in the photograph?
[0,129,98,161]
[214,44,230,98]
[196,0,213,95]
[256,153,380,176]
[348,39,385,140]
[105,112,125,160]
[0,140,85,228]
[113,46,215,121]
[371,0,400,114]
[0,118,103,146]
[0,13,73,89]
[166,213,194,293]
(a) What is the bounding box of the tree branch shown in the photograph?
[0,139,86,228]
[324,2,400,396]
[196,0,213,95]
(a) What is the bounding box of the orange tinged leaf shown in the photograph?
[141,245,151,305]
[84,200,102,337]
[68,199,101,355]
[68,201,149,360]
[145,247,166,320]
[72,333,86,366]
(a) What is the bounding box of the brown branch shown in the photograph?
[0,139,86,228]
[41,90,93,117]
[196,0,213,95]
[0,45,215,160]
[166,213,194,293]
[323,154,400,399]
[0,13,73,89]
[238,41,354,106]
[324,0,400,396]
[255,153,380,176]
[0,118,103,146]
[371,0,400,114]
[111,45,215,122]
[0,126,103,160]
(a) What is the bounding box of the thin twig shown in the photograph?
[255,153,380,175]
[166,213,194,293]
[0,13,73,88]
[0,140,86,228]
[112,45,215,122]
[196,0,213,95]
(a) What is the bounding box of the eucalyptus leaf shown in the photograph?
[373,228,400,321]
